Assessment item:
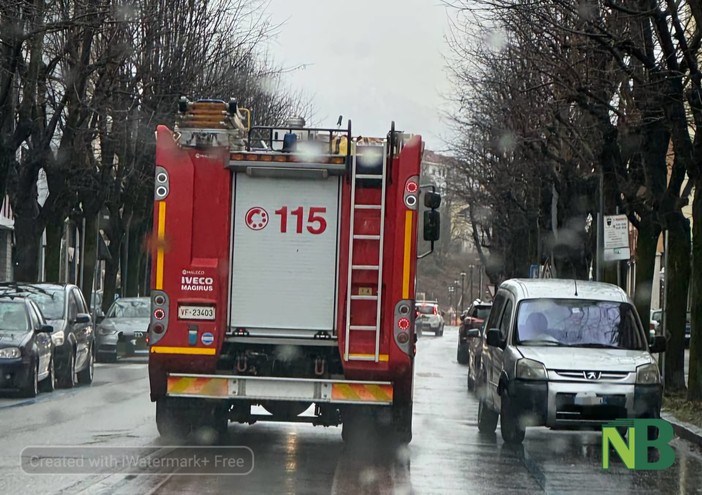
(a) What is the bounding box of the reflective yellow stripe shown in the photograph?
[331,383,393,402]
[156,201,166,290]
[167,376,228,396]
[348,353,389,362]
[402,210,413,299]
[150,346,216,355]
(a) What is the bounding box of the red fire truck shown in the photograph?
[147,98,441,444]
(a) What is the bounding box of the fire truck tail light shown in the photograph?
[150,290,169,345]
[403,176,419,211]
[394,300,414,356]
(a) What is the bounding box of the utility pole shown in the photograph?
[596,166,604,281]
[469,265,474,302]
[460,272,466,315]
[479,266,484,300]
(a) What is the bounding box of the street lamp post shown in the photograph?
[469,265,475,302]
[460,272,466,315]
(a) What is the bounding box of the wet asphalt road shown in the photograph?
[3,328,702,494]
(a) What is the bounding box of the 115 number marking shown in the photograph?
[274,206,327,234]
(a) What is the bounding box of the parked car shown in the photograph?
[96,297,150,361]
[0,290,55,397]
[415,301,444,336]
[457,300,492,364]
[21,283,95,388]
[466,322,487,392]
[649,309,690,346]
[90,290,105,319]
[477,279,665,445]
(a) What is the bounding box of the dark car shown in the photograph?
[96,297,150,362]
[0,292,55,397]
[21,283,95,388]
[457,300,492,364]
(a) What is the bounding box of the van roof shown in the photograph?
[500,279,629,303]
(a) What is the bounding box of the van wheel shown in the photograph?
[477,397,498,433]
[500,390,525,444]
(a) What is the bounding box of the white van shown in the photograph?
[476,279,665,444]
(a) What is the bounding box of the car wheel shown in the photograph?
[477,397,498,433]
[500,390,525,444]
[78,346,94,385]
[58,349,77,388]
[467,368,475,392]
[38,357,55,393]
[457,345,469,364]
[20,363,39,398]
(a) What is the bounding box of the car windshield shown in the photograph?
[26,289,65,320]
[515,299,646,350]
[107,299,150,318]
[0,301,29,333]
[416,305,436,315]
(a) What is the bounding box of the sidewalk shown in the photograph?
[662,411,702,447]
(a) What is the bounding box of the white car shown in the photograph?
[477,279,665,444]
[415,302,444,336]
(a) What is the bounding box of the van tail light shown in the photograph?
[433,306,438,315]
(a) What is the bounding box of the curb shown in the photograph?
[661,412,702,447]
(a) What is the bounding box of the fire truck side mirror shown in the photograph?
[423,210,440,242]
[424,192,441,209]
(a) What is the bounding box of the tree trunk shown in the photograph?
[101,242,121,315]
[13,214,40,282]
[125,222,143,297]
[80,215,97,298]
[633,215,660,330]
[687,185,702,400]
[44,221,63,283]
[663,213,691,393]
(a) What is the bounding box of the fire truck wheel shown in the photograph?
[156,399,193,440]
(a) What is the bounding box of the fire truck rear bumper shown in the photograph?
[166,373,394,406]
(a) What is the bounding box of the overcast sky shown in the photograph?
[265,0,454,152]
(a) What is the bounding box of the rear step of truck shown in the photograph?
[344,143,388,362]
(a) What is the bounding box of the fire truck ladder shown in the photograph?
[344,141,388,362]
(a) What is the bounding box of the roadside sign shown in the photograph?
[529,264,540,278]
[487,285,495,297]
[604,214,630,261]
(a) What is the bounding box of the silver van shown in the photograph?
[476,279,665,444]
